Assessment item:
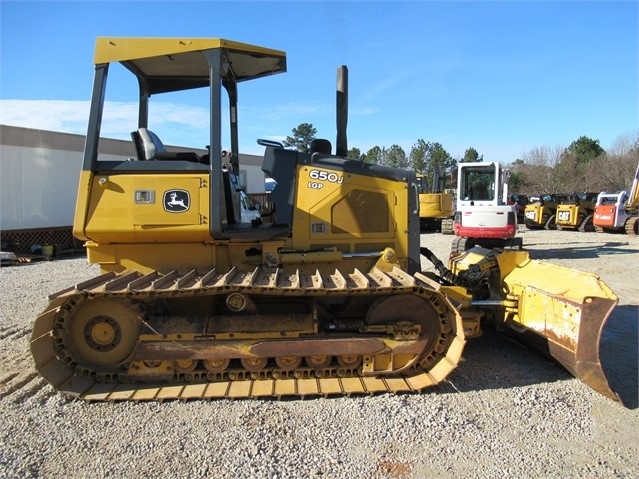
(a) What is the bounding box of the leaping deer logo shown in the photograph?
[168,192,187,208]
[163,190,190,212]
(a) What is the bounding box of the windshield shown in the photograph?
[460,166,495,201]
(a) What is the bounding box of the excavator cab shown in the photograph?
[453,162,519,252]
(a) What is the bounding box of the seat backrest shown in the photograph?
[137,128,166,160]
[131,130,145,160]
[261,147,300,226]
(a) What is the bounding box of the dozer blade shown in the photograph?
[495,251,619,401]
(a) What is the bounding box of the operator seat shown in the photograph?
[137,128,166,160]
[131,128,165,160]
[470,181,489,201]
[131,128,202,162]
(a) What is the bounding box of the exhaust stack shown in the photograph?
[336,65,348,157]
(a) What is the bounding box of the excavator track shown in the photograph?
[30,266,465,401]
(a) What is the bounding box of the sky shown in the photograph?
[0,0,637,162]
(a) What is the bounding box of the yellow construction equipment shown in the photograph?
[30,37,619,402]
[555,192,599,231]
[416,171,454,233]
[524,193,570,230]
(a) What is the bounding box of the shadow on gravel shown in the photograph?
[437,330,573,394]
[525,241,636,261]
[436,319,637,409]
[600,304,638,409]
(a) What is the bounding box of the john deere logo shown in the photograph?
[163,190,190,212]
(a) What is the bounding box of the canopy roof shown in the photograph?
[94,37,286,94]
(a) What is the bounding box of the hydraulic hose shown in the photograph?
[419,247,489,288]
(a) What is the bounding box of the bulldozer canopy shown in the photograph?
[94,37,286,94]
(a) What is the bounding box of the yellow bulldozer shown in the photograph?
[30,37,619,402]
[416,170,454,233]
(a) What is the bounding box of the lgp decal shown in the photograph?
[307,169,344,189]
[163,189,190,212]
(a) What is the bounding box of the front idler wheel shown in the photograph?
[61,297,142,370]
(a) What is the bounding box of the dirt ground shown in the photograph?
[0,227,637,478]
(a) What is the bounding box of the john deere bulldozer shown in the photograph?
[30,37,619,402]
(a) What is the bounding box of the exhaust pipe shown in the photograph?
[336,65,348,157]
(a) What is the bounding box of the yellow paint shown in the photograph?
[291,164,409,260]
[419,192,453,219]
[94,37,285,65]
[83,173,211,244]
[73,170,94,241]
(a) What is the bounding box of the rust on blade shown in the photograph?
[554,296,619,401]
[500,254,620,402]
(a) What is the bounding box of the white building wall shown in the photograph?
[0,145,125,230]
[1,144,81,230]
[1,125,268,231]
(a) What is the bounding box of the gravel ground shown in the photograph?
[0,227,637,479]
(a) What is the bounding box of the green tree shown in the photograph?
[429,142,454,168]
[364,146,382,164]
[283,123,317,153]
[558,136,605,189]
[409,139,429,173]
[386,144,408,169]
[564,136,605,164]
[347,147,363,160]
[461,147,483,163]
[508,171,524,192]
[509,132,636,194]
[427,142,456,190]
[409,140,455,189]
